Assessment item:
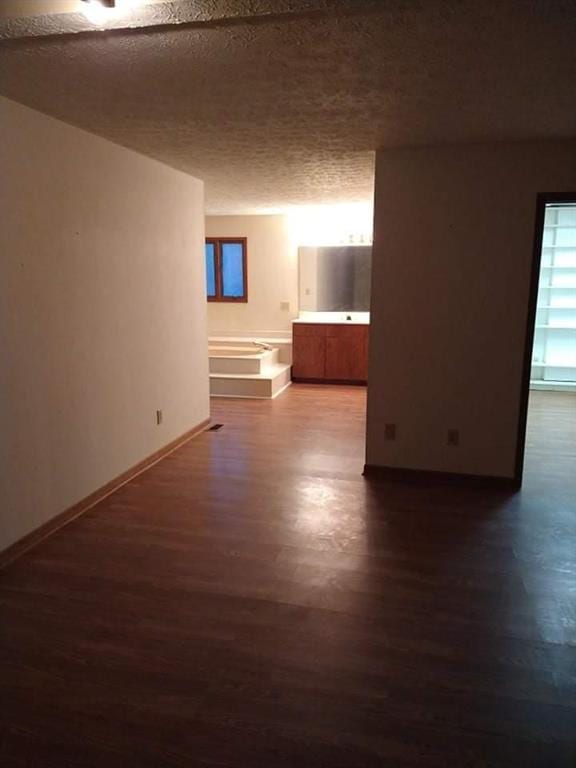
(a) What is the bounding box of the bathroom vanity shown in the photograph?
[292,320,369,383]
[294,244,372,384]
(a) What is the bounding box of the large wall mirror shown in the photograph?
[299,245,372,312]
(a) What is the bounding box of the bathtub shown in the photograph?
[207,336,291,398]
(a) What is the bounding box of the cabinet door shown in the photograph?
[325,326,368,381]
[292,335,326,379]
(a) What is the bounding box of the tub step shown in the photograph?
[209,336,292,364]
[210,364,292,399]
[209,348,278,375]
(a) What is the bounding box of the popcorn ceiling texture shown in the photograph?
[0,0,575,213]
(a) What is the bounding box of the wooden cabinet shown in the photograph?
[292,323,368,383]
[291,334,326,379]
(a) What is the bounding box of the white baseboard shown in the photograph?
[210,382,291,401]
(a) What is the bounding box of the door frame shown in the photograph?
[514,191,576,486]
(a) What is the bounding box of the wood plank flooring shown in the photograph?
[0,386,575,767]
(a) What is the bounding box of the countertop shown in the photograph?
[293,314,370,326]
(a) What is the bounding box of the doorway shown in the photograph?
[517,194,576,485]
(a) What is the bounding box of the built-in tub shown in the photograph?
[207,338,292,395]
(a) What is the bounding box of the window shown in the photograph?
[205,238,247,302]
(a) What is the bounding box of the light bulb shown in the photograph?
[80,0,137,25]
[81,1,111,24]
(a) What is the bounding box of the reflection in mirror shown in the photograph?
[299,246,372,312]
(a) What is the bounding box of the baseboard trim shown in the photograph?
[0,417,211,570]
[292,377,367,386]
[272,381,292,399]
[363,464,519,490]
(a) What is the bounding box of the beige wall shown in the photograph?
[0,96,209,553]
[366,140,576,479]
[0,1,78,18]
[206,215,298,335]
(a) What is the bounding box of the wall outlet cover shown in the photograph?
[280,301,290,311]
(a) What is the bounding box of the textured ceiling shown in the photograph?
[1,0,576,213]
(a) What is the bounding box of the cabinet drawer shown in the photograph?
[324,324,368,340]
[293,323,326,337]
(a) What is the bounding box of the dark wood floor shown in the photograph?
[1,387,575,767]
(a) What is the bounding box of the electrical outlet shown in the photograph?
[280,301,290,311]
[447,428,459,446]
[156,409,163,426]
[384,423,396,441]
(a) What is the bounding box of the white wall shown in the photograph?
[0,96,209,552]
[366,140,576,479]
[206,215,298,334]
[298,247,318,312]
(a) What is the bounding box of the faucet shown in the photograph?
[252,341,273,351]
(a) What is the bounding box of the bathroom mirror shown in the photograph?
[298,245,372,312]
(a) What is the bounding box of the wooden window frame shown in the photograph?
[206,237,248,303]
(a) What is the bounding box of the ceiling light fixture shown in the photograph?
[80,0,116,24]
[82,0,145,25]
